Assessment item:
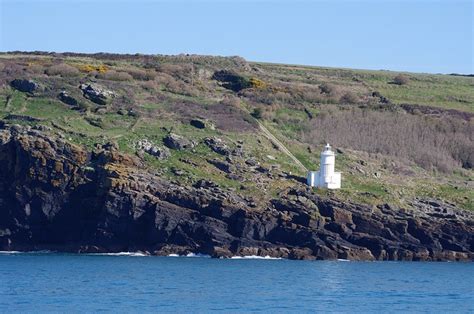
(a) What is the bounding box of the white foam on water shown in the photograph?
[337,259,350,262]
[0,250,55,254]
[166,253,211,258]
[88,252,149,257]
[185,253,211,258]
[231,255,282,260]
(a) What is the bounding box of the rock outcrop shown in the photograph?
[0,125,472,261]
[190,118,215,130]
[79,83,115,105]
[163,133,196,150]
[136,139,170,160]
[204,137,232,156]
[10,79,41,93]
[58,91,78,107]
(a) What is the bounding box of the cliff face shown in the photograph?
[1,125,472,261]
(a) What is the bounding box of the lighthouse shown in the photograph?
[307,143,341,189]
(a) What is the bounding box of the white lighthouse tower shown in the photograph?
[307,143,341,189]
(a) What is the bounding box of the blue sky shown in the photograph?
[0,0,472,74]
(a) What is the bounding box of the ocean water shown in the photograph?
[0,253,473,313]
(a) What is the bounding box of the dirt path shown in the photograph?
[238,103,308,173]
[256,121,308,173]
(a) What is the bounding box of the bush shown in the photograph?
[300,107,473,172]
[319,83,340,96]
[249,77,266,89]
[340,91,359,104]
[127,68,157,81]
[141,80,159,91]
[393,74,410,85]
[251,108,263,119]
[45,63,80,77]
[97,70,133,81]
[157,63,193,78]
[155,72,197,96]
[79,64,108,73]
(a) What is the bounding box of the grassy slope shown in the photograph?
[0,53,472,211]
[255,62,474,113]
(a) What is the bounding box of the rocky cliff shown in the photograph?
[1,125,472,261]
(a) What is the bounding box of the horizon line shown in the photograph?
[1,50,472,76]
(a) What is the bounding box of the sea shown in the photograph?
[0,252,473,313]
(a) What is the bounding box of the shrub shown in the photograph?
[220,95,241,107]
[79,64,108,73]
[300,107,473,172]
[251,108,263,119]
[157,63,193,78]
[319,83,340,96]
[155,72,197,96]
[127,68,157,81]
[45,63,80,77]
[249,77,266,89]
[27,64,45,75]
[340,91,359,104]
[393,74,410,85]
[141,80,159,91]
[97,70,133,81]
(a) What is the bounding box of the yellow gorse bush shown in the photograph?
[249,77,266,89]
[79,64,108,73]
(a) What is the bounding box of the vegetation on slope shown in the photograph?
[0,51,472,211]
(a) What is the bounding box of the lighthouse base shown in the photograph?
[307,171,341,189]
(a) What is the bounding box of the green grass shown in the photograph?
[364,74,474,112]
[1,53,473,211]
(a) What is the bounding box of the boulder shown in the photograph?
[190,118,215,130]
[58,91,78,107]
[245,158,259,166]
[212,70,251,92]
[204,137,231,156]
[208,159,233,173]
[136,139,170,160]
[163,133,196,150]
[10,79,40,93]
[79,83,115,105]
[194,179,219,189]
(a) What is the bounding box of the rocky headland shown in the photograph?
[0,125,472,261]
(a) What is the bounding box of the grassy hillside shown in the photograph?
[0,52,473,211]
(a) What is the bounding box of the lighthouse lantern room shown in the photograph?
[307,143,341,189]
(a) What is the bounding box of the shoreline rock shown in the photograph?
[0,125,472,261]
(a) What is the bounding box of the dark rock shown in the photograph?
[0,125,472,261]
[190,119,205,129]
[245,158,258,166]
[190,119,214,130]
[171,168,185,176]
[163,133,196,150]
[58,91,78,106]
[208,159,233,173]
[4,114,43,122]
[194,179,219,189]
[10,79,40,93]
[212,70,251,92]
[79,83,115,105]
[256,165,269,174]
[204,137,231,156]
